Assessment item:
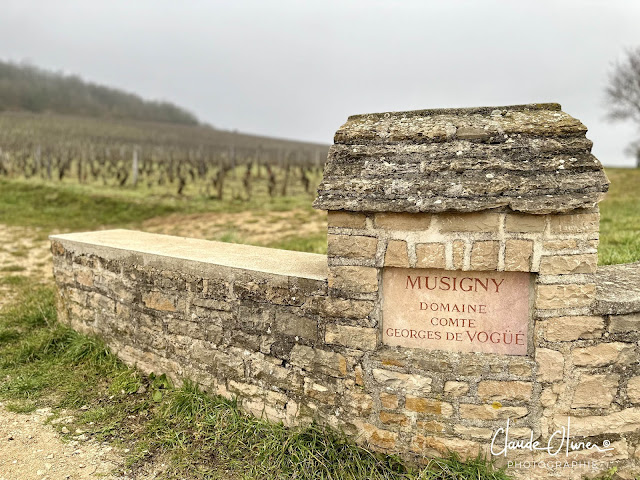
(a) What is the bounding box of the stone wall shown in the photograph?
[51,228,640,479]
[51,104,640,479]
[325,210,640,479]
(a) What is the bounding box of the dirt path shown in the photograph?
[141,208,326,245]
[0,404,125,480]
[0,225,53,310]
[0,226,130,479]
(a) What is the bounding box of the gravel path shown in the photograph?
[0,225,129,480]
[0,404,124,480]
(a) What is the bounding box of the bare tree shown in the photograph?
[605,47,640,166]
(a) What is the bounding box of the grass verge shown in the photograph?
[599,168,640,265]
[0,173,318,233]
[0,284,511,480]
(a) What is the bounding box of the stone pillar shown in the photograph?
[314,104,614,472]
[315,103,607,345]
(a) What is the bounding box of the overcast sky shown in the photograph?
[1,0,639,166]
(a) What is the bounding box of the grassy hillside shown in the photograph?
[0,60,198,125]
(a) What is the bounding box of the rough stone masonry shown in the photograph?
[51,104,640,480]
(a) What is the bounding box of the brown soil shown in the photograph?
[140,208,326,245]
[0,225,53,310]
[0,404,124,480]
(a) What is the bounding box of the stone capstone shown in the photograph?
[314,104,609,214]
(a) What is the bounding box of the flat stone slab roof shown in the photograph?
[50,229,328,281]
[314,103,609,214]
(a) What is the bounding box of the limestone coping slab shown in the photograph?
[595,262,640,315]
[50,229,328,281]
[314,103,609,214]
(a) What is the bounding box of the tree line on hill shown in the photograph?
[0,60,199,125]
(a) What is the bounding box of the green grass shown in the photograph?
[0,285,511,480]
[599,168,640,265]
[0,178,183,231]
[266,232,328,254]
[0,170,319,232]
[0,275,30,286]
[0,265,27,272]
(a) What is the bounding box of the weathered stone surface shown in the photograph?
[536,284,595,309]
[410,435,484,459]
[374,212,431,230]
[541,316,604,342]
[405,396,453,416]
[380,392,399,409]
[452,240,465,270]
[470,241,499,270]
[459,404,528,420]
[540,388,557,408]
[384,240,409,267]
[142,291,176,312]
[290,345,347,377]
[572,374,619,408]
[543,239,578,251]
[327,211,367,229]
[328,266,378,293]
[379,411,409,426]
[274,308,318,340]
[327,234,378,259]
[415,243,446,269]
[314,104,608,214]
[372,368,432,394]
[325,324,378,350]
[252,355,304,393]
[477,381,533,402]
[561,408,640,436]
[361,424,398,450]
[453,425,494,439]
[443,381,469,397]
[354,365,364,386]
[536,348,564,382]
[416,420,445,433]
[76,269,94,287]
[572,342,635,367]
[505,214,546,232]
[539,254,598,275]
[440,213,500,233]
[595,262,640,315]
[504,240,533,272]
[315,297,374,319]
[346,391,374,417]
[548,212,600,234]
[628,377,640,404]
[609,313,640,333]
[509,360,534,377]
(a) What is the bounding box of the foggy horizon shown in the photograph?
[2,0,639,165]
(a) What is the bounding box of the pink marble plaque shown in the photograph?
[382,268,531,355]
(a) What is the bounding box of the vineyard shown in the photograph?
[0,111,329,200]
